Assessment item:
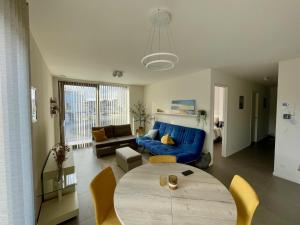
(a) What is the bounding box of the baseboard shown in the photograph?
[273,171,300,185]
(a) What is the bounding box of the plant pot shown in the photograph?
[136,127,145,136]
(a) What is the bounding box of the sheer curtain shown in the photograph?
[0,0,35,224]
[99,84,129,126]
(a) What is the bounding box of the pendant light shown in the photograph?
[141,8,179,71]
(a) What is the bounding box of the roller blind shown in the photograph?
[99,84,129,126]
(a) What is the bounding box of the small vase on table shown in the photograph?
[51,143,70,202]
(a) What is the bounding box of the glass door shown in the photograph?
[63,84,97,146]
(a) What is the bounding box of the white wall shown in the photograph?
[30,35,55,217]
[211,70,270,156]
[268,86,277,136]
[274,58,300,184]
[144,69,212,153]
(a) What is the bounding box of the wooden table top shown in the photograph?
[114,163,237,225]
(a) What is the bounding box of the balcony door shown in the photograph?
[63,83,98,147]
[59,82,129,148]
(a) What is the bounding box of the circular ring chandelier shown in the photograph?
[141,8,179,72]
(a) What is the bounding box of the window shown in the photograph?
[61,82,129,147]
[63,84,97,146]
[99,84,129,126]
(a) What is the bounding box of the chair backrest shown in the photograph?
[229,175,259,225]
[90,167,116,225]
[149,155,177,163]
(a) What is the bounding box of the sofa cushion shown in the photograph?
[115,135,137,143]
[161,134,175,145]
[144,129,158,140]
[103,125,114,138]
[94,135,136,148]
[114,124,132,137]
[92,129,108,142]
[93,138,120,148]
[92,125,114,138]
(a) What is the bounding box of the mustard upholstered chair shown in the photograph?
[149,155,177,163]
[90,167,121,225]
[229,175,259,225]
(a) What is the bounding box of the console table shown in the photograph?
[38,150,79,225]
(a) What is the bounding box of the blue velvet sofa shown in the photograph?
[137,121,206,164]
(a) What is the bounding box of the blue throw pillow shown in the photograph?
[144,129,158,140]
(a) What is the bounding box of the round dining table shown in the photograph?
[114,163,237,225]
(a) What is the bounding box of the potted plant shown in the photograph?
[130,101,151,135]
[197,110,207,127]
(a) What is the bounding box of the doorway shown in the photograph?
[251,92,260,143]
[213,86,228,158]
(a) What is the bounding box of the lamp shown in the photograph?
[141,8,179,71]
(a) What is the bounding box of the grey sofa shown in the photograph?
[92,124,137,158]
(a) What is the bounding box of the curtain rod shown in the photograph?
[56,77,131,88]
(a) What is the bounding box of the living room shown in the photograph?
[1,1,300,225]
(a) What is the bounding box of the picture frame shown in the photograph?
[239,96,244,110]
[263,97,267,109]
[171,99,196,115]
[31,87,37,123]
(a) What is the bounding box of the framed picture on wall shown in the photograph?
[239,96,244,109]
[263,97,267,109]
[31,87,37,123]
[171,99,196,115]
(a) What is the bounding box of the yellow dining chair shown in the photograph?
[229,175,259,225]
[149,155,177,163]
[90,167,121,225]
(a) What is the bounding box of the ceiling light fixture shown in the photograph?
[113,70,123,78]
[141,8,179,71]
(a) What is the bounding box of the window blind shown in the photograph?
[99,84,129,126]
[63,83,98,147]
[59,82,129,148]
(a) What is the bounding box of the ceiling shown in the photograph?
[28,0,300,85]
[218,62,278,86]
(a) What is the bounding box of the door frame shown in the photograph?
[212,84,229,158]
[58,81,98,147]
[250,91,260,143]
